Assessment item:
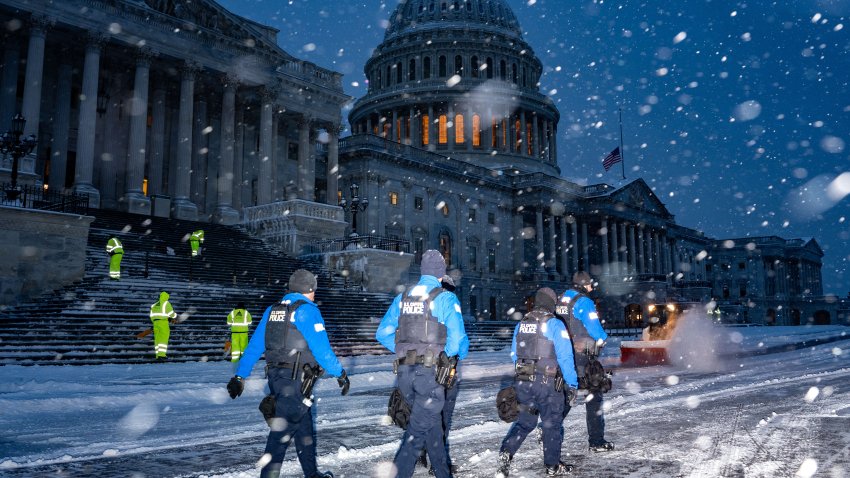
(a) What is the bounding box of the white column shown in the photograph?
[535,208,545,271]
[296,114,312,201]
[601,218,610,275]
[581,221,589,271]
[570,219,579,273]
[72,33,106,207]
[638,226,646,274]
[520,110,527,156]
[172,61,199,220]
[513,213,524,272]
[672,240,681,279]
[610,219,620,276]
[0,39,20,133]
[148,86,166,197]
[125,48,154,214]
[271,113,280,200]
[628,225,637,274]
[213,74,239,224]
[232,106,245,210]
[49,62,72,191]
[325,125,340,205]
[532,115,540,159]
[560,216,569,276]
[257,87,275,205]
[21,17,50,139]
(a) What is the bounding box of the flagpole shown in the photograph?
[618,105,626,180]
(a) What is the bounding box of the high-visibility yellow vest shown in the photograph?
[106,237,124,254]
[227,308,252,332]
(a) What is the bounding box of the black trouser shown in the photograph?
[261,367,318,478]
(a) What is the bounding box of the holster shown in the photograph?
[299,363,324,397]
[435,352,458,389]
[554,372,565,392]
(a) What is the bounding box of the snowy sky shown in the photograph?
[214,0,850,294]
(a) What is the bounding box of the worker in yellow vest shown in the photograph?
[150,291,177,360]
[106,237,124,280]
[189,229,205,257]
[226,302,252,362]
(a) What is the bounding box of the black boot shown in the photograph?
[545,462,574,475]
[589,441,614,452]
[418,450,428,468]
[310,472,334,478]
[496,451,512,477]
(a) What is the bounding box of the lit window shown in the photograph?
[389,192,398,205]
[515,119,521,151]
[442,203,449,216]
[422,115,430,145]
[383,123,391,138]
[472,114,480,147]
[142,178,148,196]
[439,115,448,144]
[455,114,464,144]
[527,122,533,155]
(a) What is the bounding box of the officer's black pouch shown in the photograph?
[435,352,458,388]
[387,387,411,429]
[259,394,276,426]
[300,363,324,397]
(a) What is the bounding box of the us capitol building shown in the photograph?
[0,0,844,326]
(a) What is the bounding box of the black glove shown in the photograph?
[337,370,350,396]
[227,376,244,399]
[566,387,578,407]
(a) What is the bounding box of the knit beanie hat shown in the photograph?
[288,269,317,294]
[534,287,558,313]
[420,249,447,278]
[572,271,593,288]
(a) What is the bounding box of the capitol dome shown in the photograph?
[384,0,523,41]
[349,0,561,176]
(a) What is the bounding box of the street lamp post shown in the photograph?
[1,114,38,201]
[339,183,369,237]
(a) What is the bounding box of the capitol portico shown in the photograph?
[0,0,348,224]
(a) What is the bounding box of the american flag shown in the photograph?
[602,147,622,171]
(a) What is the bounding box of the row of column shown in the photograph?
[1,24,339,221]
[525,211,706,280]
[355,106,557,163]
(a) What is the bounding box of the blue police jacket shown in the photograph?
[376,275,469,359]
[510,315,579,389]
[236,292,344,378]
[561,289,608,342]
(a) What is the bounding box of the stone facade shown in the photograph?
[0,0,347,223]
[0,206,93,304]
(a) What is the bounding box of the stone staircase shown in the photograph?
[0,210,515,365]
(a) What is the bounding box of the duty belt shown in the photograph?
[395,350,436,368]
[268,361,298,369]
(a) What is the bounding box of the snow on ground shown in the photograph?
[1,325,848,478]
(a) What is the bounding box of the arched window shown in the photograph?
[491,117,499,148]
[441,1,447,12]
[455,114,464,144]
[386,65,392,86]
[472,114,481,147]
[526,121,533,155]
[409,58,416,81]
[499,60,506,80]
[452,0,459,12]
[396,61,403,84]
[429,1,435,13]
[466,0,472,12]
[439,231,452,267]
[423,56,431,79]
[438,114,448,144]
[471,56,479,78]
[511,63,518,83]
[439,55,447,77]
[421,114,430,145]
[486,57,494,78]
[454,55,463,76]
[383,122,391,138]
[478,1,484,14]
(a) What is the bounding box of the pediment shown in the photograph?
[609,179,672,218]
[802,238,824,256]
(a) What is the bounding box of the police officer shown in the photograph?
[496,287,578,477]
[106,236,124,280]
[226,269,350,478]
[418,275,468,475]
[557,271,613,452]
[226,302,252,362]
[376,250,468,478]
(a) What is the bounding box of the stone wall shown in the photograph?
[0,207,93,305]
